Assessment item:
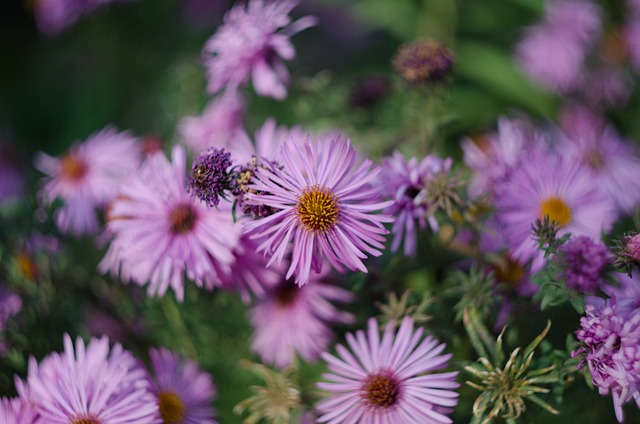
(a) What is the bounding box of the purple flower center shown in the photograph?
[361,370,401,409]
[539,197,572,227]
[61,153,87,181]
[296,185,339,233]
[158,391,186,423]
[188,147,233,208]
[70,415,101,424]
[274,281,299,307]
[585,149,605,170]
[169,204,197,234]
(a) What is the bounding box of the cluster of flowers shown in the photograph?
[1,333,216,423]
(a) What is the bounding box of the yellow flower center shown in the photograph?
[539,196,572,227]
[158,391,186,423]
[494,254,525,288]
[70,415,101,424]
[60,153,87,181]
[296,185,339,233]
[362,372,399,408]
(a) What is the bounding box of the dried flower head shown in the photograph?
[392,39,455,86]
[187,147,234,208]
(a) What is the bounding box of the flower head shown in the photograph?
[17,333,159,424]
[243,135,392,286]
[35,126,142,236]
[316,317,459,423]
[203,0,317,99]
[99,146,241,301]
[494,151,615,271]
[380,151,453,256]
[392,39,455,86]
[573,298,640,422]
[149,348,217,424]
[250,268,354,368]
[187,147,234,207]
[0,397,37,424]
[559,235,611,294]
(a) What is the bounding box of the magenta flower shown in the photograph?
[317,317,459,424]
[0,397,37,424]
[35,126,143,236]
[461,118,545,198]
[250,268,354,368]
[243,135,393,286]
[17,333,159,424]
[494,152,616,271]
[99,146,241,302]
[515,0,601,92]
[148,348,217,424]
[178,91,245,153]
[559,235,611,294]
[380,151,453,256]
[202,0,317,99]
[559,113,640,213]
[573,298,640,422]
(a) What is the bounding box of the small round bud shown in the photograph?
[392,40,455,86]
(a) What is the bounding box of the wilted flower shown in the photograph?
[188,147,234,208]
[573,298,640,422]
[17,333,159,423]
[148,348,217,424]
[316,317,459,423]
[203,0,317,99]
[243,135,393,286]
[35,125,143,236]
[465,317,559,424]
[558,235,611,294]
[392,39,455,86]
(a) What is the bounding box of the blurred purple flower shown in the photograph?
[316,317,459,424]
[34,0,136,36]
[202,0,317,99]
[0,284,21,333]
[574,298,640,422]
[35,126,143,236]
[0,397,37,424]
[243,135,392,286]
[380,151,452,256]
[178,92,245,153]
[626,18,640,72]
[17,334,159,423]
[559,235,611,294]
[516,0,601,92]
[494,152,615,271]
[99,146,241,302]
[149,348,217,424]
[250,268,353,368]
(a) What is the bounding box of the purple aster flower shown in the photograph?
[379,151,452,256]
[494,151,615,271]
[316,316,459,424]
[573,298,640,422]
[603,272,640,309]
[580,65,632,106]
[515,0,601,92]
[0,283,21,333]
[559,118,640,212]
[250,267,354,368]
[202,0,317,99]
[148,348,217,424]
[178,91,245,153]
[187,147,234,207]
[461,117,545,198]
[17,333,160,424]
[35,126,143,236]
[99,146,241,302]
[242,135,393,286]
[559,235,611,294]
[0,397,37,424]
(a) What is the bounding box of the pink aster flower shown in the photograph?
[243,135,393,286]
[494,152,615,271]
[515,0,601,92]
[559,118,640,212]
[35,126,143,237]
[202,0,317,99]
[316,316,459,424]
[573,298,640,422]
[0,397,37,424]
[178,91,245,153]
[461,117,545,198]
[17,333,159,424]
[379,151,452,256]
[148,348,217,424]
[250,267,354,368]
[99,145,241,302]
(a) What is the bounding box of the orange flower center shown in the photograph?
[60,153,87,181]
[539,197,572,228]
[158,391,186,423]
[70,415,101,424]
[169,204,197,234]
[362,372,400,408]
[296,185,339,233]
